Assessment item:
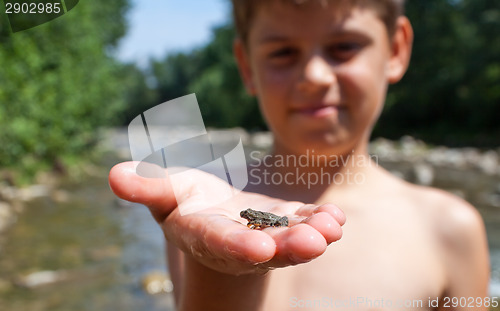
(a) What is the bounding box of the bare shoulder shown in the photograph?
[408,183,484,244]
[396,179,490,295]
[392,177,485,245]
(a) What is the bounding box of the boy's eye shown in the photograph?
[270,47,296,57]
[267,47,298,65]
[326,42,362,61]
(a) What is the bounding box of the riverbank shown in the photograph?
[0,166,175,311]
[101,127,500,175]
[0,165,101,241]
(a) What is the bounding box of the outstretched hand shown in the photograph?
[109,162,345,275]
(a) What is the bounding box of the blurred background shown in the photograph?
[0,0,499,310]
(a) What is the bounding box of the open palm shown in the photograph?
[109,162,345,275]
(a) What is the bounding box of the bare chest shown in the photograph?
[264,214,446,311]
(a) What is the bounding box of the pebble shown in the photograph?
[251,132,273,149]
[426,147,448,167]
[369,136,500,176]
[478,150,498,175]
[413,163,434,186]
[447,189,466,199]
[446,149,468,168]
[0,186,17,201]
[51,189,70,203]
[370,138,398,160]
[461,147,482,165]
[399,135,427,159]
[0,201,15,232]
[0,184,50,202]
[389,170,406,180]
[209,128,250,146]
[141,271,174,295]
[484,193,500,208]
[14,270,68,288]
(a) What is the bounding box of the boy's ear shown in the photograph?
[233,39,257,95]
[387,16,414,84]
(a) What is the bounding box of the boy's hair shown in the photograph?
[231,0,406,46]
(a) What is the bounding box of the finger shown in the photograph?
[295,203,346,226]
[294,204,319,217]
[263,223,327,267]
[301,212,343,244]
[108,161,177,222]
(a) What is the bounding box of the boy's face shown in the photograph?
[235,3,412,156]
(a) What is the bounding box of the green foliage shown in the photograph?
[118,63,158,125]
[0,0,130,182]
[377,0,500,146]
[147,24,265,130]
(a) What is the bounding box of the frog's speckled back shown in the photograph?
[240,208,288,229]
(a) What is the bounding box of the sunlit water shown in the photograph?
[0,154,498,310]
[0,173,175,311]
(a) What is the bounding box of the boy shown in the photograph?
[109,0,490,310]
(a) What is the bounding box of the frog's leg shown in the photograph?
[280,216,289,227]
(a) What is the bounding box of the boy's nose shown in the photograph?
[297,55,335,93]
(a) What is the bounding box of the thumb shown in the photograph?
[108,161,177,222]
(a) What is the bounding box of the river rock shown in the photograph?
[491,194,500,208]
[209,127,249,146]
[370,138,398,161]
[0,186,16,201]
[446,149,468,168]
[17,184,50,201]
[461,147,482,167]
[0,201,15,232]
[141,271,173,295]
[447,189,466,199]
[477,150,498,175]
[412,163,435,186]
[481,192,500,208]
[429,148,468,168]
[251,132,273,150]
[389,170,406,181]
[51,189,70,203]
[426,147,448,167]
[399,136,427,159]
[14,270,68,288]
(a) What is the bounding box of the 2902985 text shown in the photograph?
[289,296,499,309]
[5,1,62,14]
[437,296,498,308]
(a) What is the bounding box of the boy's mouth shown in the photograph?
[291,105,342,118]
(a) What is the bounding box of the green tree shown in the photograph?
[150,24,265,130]
[0,0,130,182]
[377,0,500,146]
[118,63,158,125]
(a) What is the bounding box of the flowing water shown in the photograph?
[0,171,175,311]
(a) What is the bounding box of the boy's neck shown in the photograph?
[245,139,385,202]
[266,140,379,189]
